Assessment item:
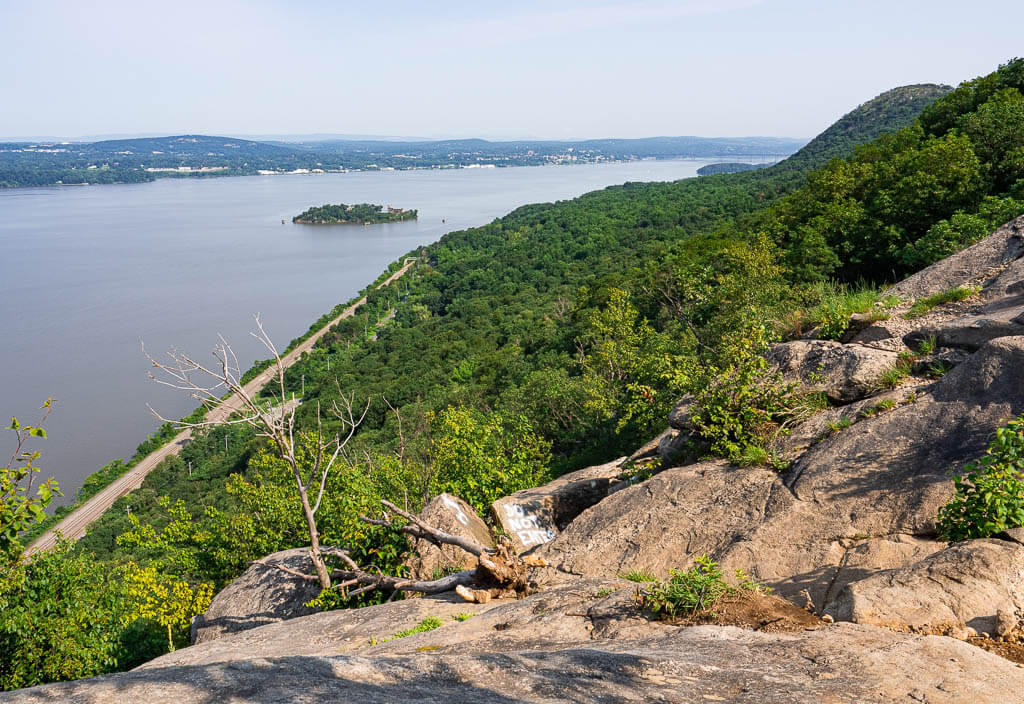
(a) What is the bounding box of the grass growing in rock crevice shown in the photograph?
[903,286,979,320]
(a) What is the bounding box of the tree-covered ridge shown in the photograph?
[293,203,417,225]
[778,83,952,171]
[750,61,1024,281]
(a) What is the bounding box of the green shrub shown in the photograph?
[635,555,732,620]
[684,325,801,467]
[0,541,164,691]
[916,335,938,355]
[430,407,551,515]
[937,416,1024,541]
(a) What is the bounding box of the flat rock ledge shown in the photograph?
[4,624,1023,703]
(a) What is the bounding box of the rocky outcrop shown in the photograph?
[491,459,624,553]
[887,214,1024,301]
[403,493,494,580]
[905,294,1024,350]
[190,547,322,644]
[540,336,1024,608]
[767,339,900,403]
[827,539,1024,636]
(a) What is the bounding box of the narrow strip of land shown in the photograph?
[27,259,416,554]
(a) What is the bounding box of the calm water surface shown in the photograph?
[0,159,740,502]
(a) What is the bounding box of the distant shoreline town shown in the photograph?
[0,134,804,188]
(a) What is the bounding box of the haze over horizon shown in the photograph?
[2,0,1023,141]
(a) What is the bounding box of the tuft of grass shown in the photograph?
[621,568,659,583]
[827,417,854,433]
[916,335,938,356]
[595,587,616,598]
[904,286,979,320]
[926,361,954,378]
[876,399,897,411]
[785,281,890,341]
[452,612,474,622]
[387,617,443,641]
[875,363,911,390]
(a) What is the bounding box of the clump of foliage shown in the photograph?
[636,555,762,621]
[826,417,854,433]
[904,285,979,319]
[937,416,1024,541]
[874,362,912,390]
[429,407,551,515]
[796,282,890,341]
[1,403,60,550]
[681,325,804,468]
[0,541,166,691]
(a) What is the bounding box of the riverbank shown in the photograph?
[25,258,419,554]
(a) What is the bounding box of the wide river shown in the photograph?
[0,159,754,504]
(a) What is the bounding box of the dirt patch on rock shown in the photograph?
[669,591,822,633]
[969,636,1024,665]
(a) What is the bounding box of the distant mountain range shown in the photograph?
[0,134,806,188]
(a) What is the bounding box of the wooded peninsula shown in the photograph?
[292,203,417,225]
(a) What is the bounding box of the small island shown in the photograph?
[292,203,418,225]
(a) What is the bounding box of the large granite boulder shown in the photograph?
[887,213,1024,301]
[403,493,494,580]
[491,459,624,553]
[826,539,1024,636]
[190,547,322,644]
[767,339,900,404]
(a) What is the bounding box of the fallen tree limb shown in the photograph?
[248,497,531,601]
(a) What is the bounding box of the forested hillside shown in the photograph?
[6,60,1024,690]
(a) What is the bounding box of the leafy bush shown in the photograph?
[430,407,551,515]
[635,556,732,620]
[683,325,802,467]
[2,405,60,551]
[937,416,1024,541]
[0,541,164,691]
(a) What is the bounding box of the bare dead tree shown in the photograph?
[145,314,368,589]
[148,315,535,601]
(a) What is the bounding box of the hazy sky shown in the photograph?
[3,0,1023,141]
